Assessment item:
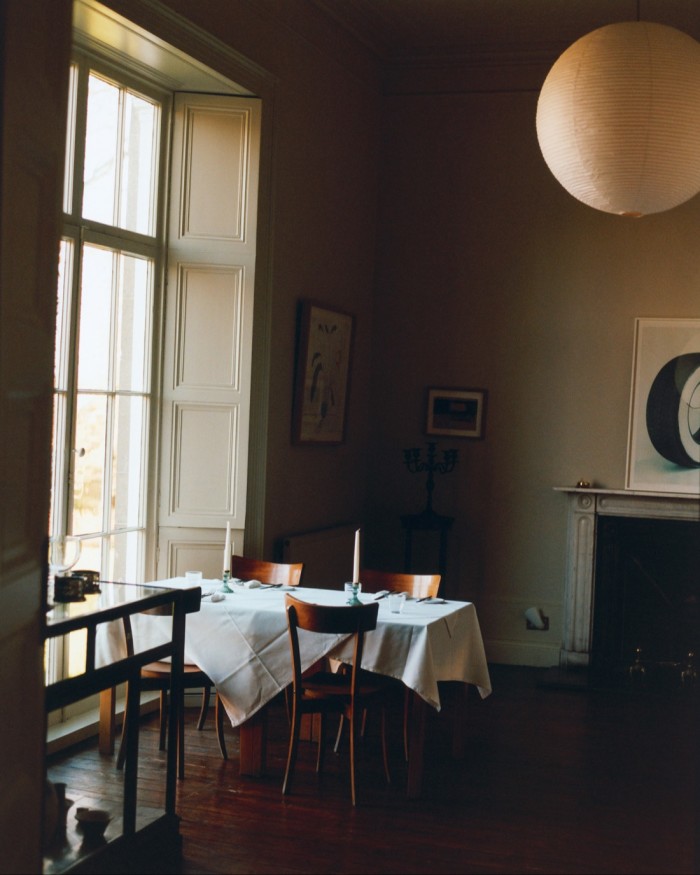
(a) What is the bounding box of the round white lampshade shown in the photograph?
[536,22,700,217]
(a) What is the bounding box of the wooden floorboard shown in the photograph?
[47,665,699,874]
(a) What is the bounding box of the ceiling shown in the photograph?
[310,0,700,64]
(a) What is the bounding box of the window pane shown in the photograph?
[63,64,78,214]
[78,245,112,391]
[72,394,107,535]
[55,238,74,392]
[49,395,67,539]
[83,73,119,226]
[67,629,88,678]
[121,91,159,235]
[50,238,74,538]
[116,253,151,392]
[108,530,142,583]
[77,535,103,579]
[112,395,147,529]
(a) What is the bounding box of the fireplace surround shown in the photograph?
[555,488,700,671]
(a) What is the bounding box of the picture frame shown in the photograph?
[291,300,354,445]
[626,317,700,494]
[425,387,487,439]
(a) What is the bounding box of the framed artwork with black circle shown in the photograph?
[626,317,700,494]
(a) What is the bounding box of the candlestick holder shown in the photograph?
[346,582,362,606]
[403,442,458,516]
[220,570,233,593]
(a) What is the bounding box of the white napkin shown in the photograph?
[232,578,261,589]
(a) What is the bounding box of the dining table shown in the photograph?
[97,579,492,798]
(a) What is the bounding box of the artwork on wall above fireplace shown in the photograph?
[626,317,700,495]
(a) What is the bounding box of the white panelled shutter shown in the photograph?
[158,94,260,578]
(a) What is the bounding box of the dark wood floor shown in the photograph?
[47,665,699,874]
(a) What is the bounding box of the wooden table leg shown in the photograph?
[406,690,427,799]
[99,687,116,754]
[239,707,268,776]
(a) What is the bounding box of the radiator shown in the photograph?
[281,523,359,589]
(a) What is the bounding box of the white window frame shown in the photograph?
[48,53,169,717]
[47,0,264,739]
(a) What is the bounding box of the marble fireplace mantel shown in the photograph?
[554,487,700,668]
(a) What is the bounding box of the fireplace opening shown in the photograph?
[591,516,700,690]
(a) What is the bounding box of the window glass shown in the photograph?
[72,394,107,535]
[120,90,159,235]
[83,73,120,227]
[63,64,78,215]
[115,252,151,392]
[108,530,142,583]
[82,72,159,235]
[77,244,112,391]
[111,394,147,530]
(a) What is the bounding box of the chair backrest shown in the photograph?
[359,568,441,599]
[285,594,378,693]
[231,555,303,586]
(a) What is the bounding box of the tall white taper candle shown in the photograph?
[353,528,360,583]
[224,521,231,574]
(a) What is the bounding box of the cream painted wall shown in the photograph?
[111,1,699,665]
[368,88,700,666]
[115,0,384,555]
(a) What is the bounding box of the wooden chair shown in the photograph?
[359,568,441,601]
[282,594,391,806]
[335,568,441,761]
[213,555,305,754]
[230,555,304,587]
[117,601,222,780]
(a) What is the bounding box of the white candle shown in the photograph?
[224,521,231,574]
[353,528,360,583]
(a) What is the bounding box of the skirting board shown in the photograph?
[486,638,560,668]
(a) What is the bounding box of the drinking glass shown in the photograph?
[387,592,406,613]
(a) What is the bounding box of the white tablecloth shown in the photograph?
[97,580,492,729]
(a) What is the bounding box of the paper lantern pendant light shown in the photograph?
[536,22,700,217]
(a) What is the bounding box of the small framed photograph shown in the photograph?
[292,300,354,445]
[425,387,487,439]
[626,317,700,494]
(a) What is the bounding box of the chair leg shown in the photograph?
[315,713,326,774]
[381,706,391,784]
[403,688,411,761]
[333,714,344,753]
[215,694,228,760]
[196,684,211,731]
[282,705,303,796]
[177,687,185,780]
[116,685,129,770]
[158,690,168,751]
[348,707,357,807]
[284,685,292,724]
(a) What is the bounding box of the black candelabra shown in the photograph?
[403,442,458,516]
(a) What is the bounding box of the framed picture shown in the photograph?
[425,387,487,439]
[626,317,700,494]
[292,300,354,445]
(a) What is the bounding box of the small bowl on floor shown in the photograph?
[75,808,110,843]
